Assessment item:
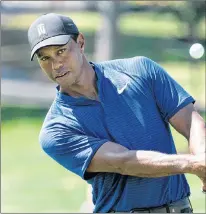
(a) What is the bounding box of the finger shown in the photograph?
[202,184,206,193]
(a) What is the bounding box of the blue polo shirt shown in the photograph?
[39,56,195,212]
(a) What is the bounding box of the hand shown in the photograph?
[199,177,206,193]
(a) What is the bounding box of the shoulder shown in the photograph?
[39,115,67,151]
[39,103,84,152]
[96,56,158,82]
[97,56,149,67]
[97,56,155,73]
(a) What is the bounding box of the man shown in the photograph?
[28,13,205,213]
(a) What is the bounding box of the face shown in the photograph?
[36,34,85,89]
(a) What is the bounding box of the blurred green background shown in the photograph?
[1,1,205,213]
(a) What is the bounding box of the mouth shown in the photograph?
[56,71,69,79]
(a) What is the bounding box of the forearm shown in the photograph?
[122,150,204,178]
[87,141,205,178]
[189,111,206,154]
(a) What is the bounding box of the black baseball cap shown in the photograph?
[28,13,79,61]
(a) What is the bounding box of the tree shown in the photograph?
[94,1,121,61]
[167,1,205,42]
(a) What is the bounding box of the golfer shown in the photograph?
[28,13,206,213]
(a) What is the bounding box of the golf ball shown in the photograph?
[189,43,205,59]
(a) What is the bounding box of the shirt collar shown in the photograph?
[55,62,104,106]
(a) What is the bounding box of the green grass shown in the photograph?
[2,12,101,33]
[186,175,206,213]
[119,13,183,38]
[161,62,205,107]
[1,111,205,213]
[1,118,87,213]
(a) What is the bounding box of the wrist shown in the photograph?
[185,154,205,176]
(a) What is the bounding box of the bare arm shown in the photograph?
[169,103,206,154]
[169,103,206,191]
[87,141,205,178]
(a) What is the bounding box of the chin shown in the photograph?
[61,79,75,88]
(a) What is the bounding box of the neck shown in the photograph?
[60,58,99,101]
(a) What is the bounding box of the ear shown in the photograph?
[77,33,85,52]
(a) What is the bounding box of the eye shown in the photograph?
[57,48,66,55]
[40,56,50,61]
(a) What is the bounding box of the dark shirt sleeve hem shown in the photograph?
[82,139,109,180]
[165,96,195,122]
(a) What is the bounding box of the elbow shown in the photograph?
[116,151,133,176]
[103,150,130,175]
[105,152,127,175]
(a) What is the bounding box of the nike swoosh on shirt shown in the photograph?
[117,82,129,94]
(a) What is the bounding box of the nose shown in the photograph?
[52,58,63,71]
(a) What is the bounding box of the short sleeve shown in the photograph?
[39,118,108,180]
[140,57,195,122]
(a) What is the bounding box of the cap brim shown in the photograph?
[30,35,71,61]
